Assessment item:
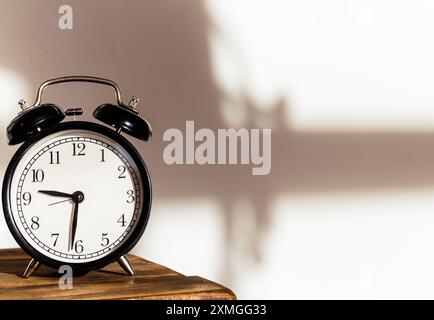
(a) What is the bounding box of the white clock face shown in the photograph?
[8,129,144,264]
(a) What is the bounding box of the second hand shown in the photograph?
[48,199,71,206]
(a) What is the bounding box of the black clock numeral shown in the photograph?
[117,214,126,227]
[118,165,126,178]
[74,240,84,254]
[101,233,110,247]
[100,149,106,162]
[72,143,86,156]
[49,151,60,164]
[22,192,32,205]
[126,190,135,203]
[51,233,59,247]
[30,216,39,230]
[31,169,45,182]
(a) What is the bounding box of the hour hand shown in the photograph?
[38,190,73,198]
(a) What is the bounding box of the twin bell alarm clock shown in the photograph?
[2,76,152,278]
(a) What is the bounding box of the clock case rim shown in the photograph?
[2,121,152,273]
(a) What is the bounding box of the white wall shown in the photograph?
[2,0,434,299]
[202,0,434,298]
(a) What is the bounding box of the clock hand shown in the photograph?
[48,199,71,206]
[38,190,73,198]
[69,201,79,251]
[68,191,84,252]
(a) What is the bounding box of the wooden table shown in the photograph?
[0,248,236,300]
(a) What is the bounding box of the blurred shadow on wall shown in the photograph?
[0,0,246,284]
[2,1,434,287]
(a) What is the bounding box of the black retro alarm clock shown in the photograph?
[2,76,152,278]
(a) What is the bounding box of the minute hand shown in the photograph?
[70,201,79,251]
[38,190,73,198]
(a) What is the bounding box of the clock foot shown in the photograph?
[22,259,41,278]
[117,254,135,276]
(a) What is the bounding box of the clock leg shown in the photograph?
[117,254,135,276]
[22,259,41,278]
